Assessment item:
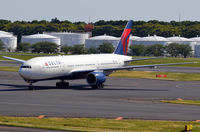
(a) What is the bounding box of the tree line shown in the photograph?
[1,18,200,44]
[1,41,115,54]
[129,43,192,58]
[0,39,192,58]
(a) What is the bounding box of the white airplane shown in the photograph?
[3,20,193,90]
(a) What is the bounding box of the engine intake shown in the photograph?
[87,72,106,85]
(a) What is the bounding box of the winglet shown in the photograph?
[114,20,133,55]
[2,56,26,63]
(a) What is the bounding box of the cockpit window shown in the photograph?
[21,65,32,69]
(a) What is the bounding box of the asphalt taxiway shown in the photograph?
[0,71,200,121]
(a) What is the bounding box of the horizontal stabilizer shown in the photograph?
[125,57,160,63]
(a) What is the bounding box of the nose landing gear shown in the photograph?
[28,81,34,90]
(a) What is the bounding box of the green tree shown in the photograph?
[98,42,115,53]
[32,42,59,53]
[0,39,5,51]
[61,46,72,54]
[17,42,31,52]
[88,47,99,54]
[178,44,192,58]
[129,44,145,56]
[144,44,164,56]
[71,45,87,54]
[165,43,180,57]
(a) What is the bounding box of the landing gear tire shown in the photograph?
[91,84,104,89]
[56,81,69,89]
[28,85,34,90]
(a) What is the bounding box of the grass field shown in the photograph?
[161,100,200,106]
[0,66,19,72]
[0,52,60,60]
[110,70,200,81]
[130,57,200,67]
[0,116,199,132]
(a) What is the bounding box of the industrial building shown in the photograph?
[0,31,17,52]
[133,35,168,45]
[1,28,200,57]
[194,45,200,57]
[85,35,120,49]
[22,34,61,46]
[44,32,89,46]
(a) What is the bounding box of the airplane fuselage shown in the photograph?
[19,54,132,81]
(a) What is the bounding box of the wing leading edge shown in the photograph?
[2,56,26,63]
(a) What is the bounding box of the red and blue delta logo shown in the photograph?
[45,62,48,66]
[121,29,131,55]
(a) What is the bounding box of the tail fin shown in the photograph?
[114,20,133,55]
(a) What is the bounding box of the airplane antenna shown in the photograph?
[179,13,181,22]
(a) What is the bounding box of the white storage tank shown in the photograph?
[22,34,61,46]
[0,30,13,36]
[44,32,89,46]
[130,36,140,45]
[190,36,200,45]
[134,35,168,45]
[85,34,120,49]
[188,37,200,51]
[0,34,17,52]
[167,36,194,51]
[167,36,191,45]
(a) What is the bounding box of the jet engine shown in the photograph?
[86,72,106,86]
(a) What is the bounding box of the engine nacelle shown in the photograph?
[87,72,106,85]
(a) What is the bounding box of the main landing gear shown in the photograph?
[56,80,69,89]
[28,82,34,90]
[91,84,104,89]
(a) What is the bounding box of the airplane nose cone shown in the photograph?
[19,68,26,78]
[19,67,30,80]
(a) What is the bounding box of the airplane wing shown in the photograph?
[70,62,194,74]
[102,62,194,71]
[2,56,26,63]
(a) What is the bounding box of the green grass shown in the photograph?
[130,57,200,67]
[0,51,59,56]
[161,100,200,106]
[0,52,60,60]
[0,66,19,72]
[0,116,199,132]
[110,70,200,81]
[0,55,35,61]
